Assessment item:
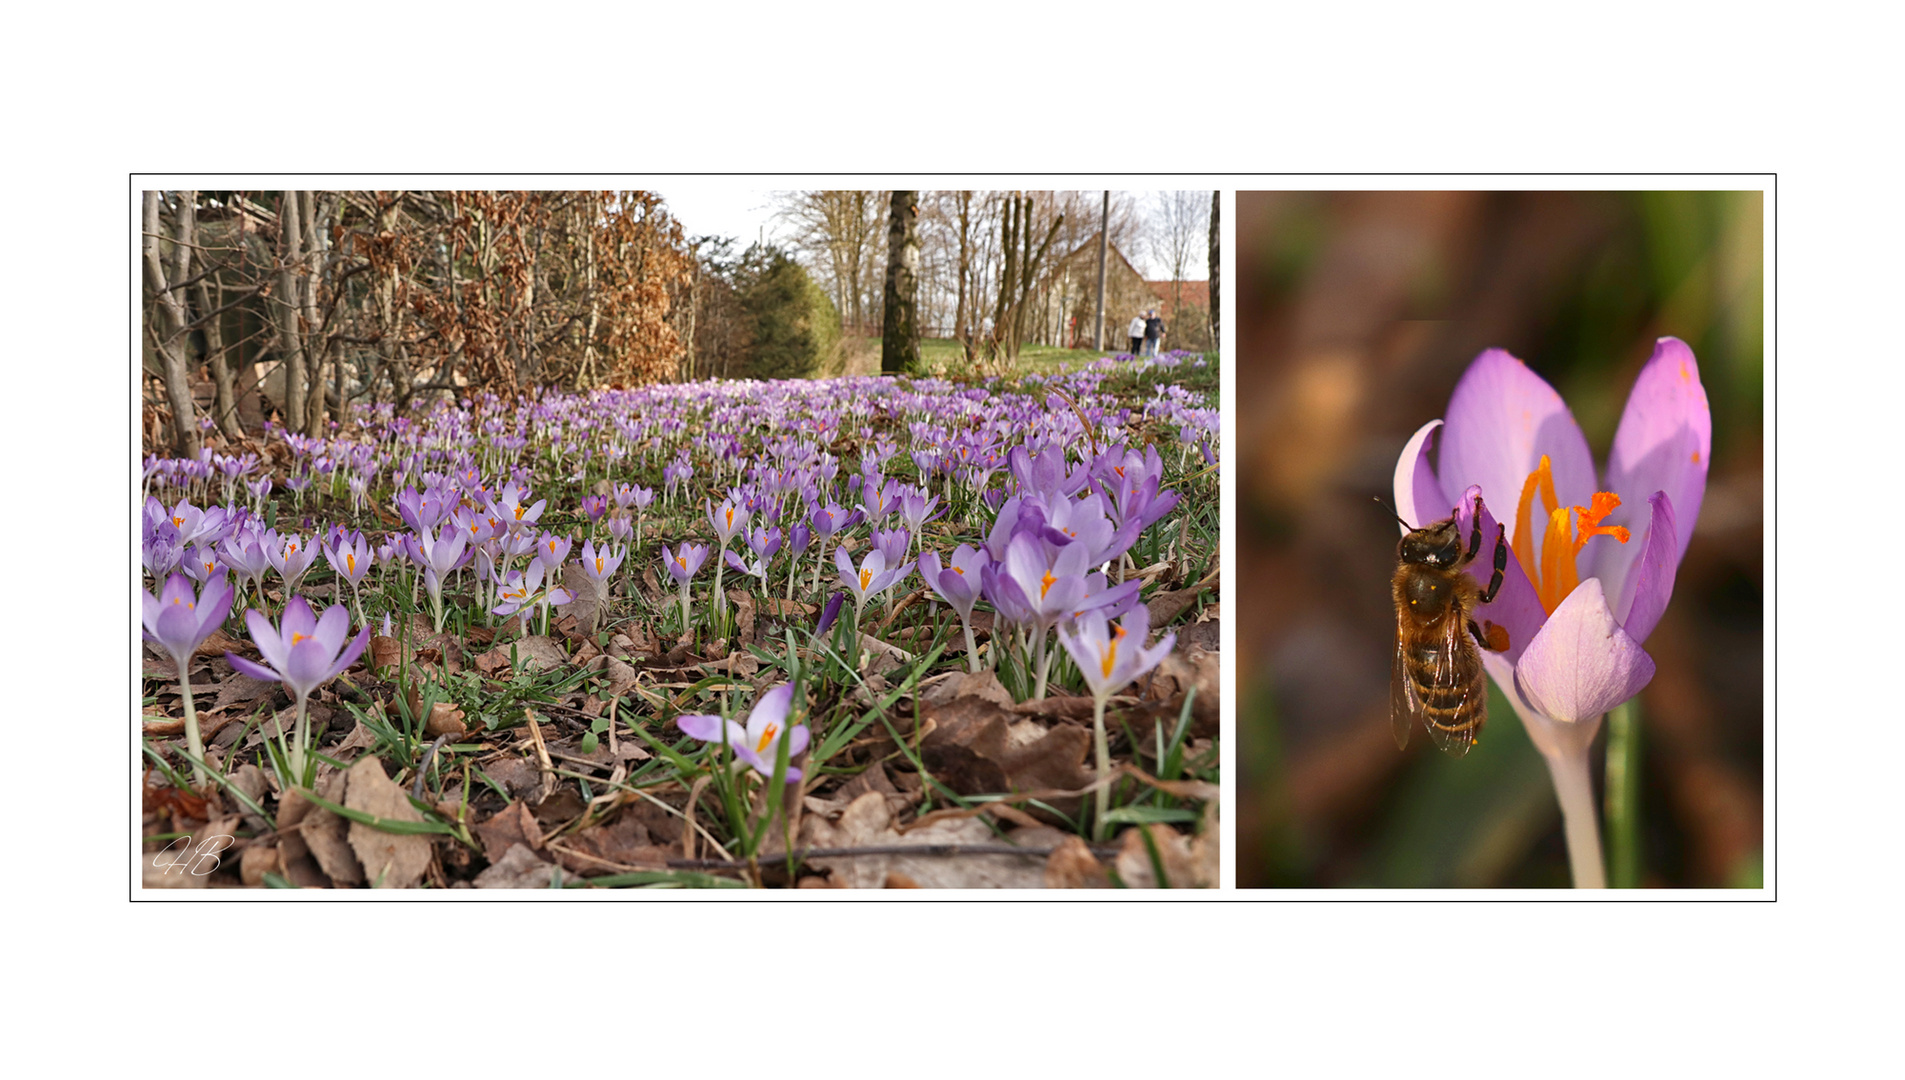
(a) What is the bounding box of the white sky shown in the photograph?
[656,187,786,250]
[655,186,1192,279]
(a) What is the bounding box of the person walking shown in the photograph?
[1127,312,1146,356]
[1143,310,1164,357]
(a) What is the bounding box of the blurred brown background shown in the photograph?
[1236,190,1763,888]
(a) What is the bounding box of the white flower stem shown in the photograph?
[177,665,208,788]
[962,617,981,674]
[1541,735,1608,889]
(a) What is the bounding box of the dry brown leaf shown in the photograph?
[921,696,1095,819]
[475,800,543,863]
[424,701,468,738]
[801,792,1047,889]
[1112,823,1210,888]
[557,561,606,636]
[240,841,280,887]
[212,673,279,711]
[302,771,364,886]
[474,843,564,889]
[1044,835,1111,888]
[344,757,432,889]
[549,813,668,875]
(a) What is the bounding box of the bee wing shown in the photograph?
[1389,628,1418,751]
[1422,613,1483,758]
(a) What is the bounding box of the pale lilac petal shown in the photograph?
[282,595,318,640]
[1438,349,1597,569]
[1392,419,1448,532]
[1511,578,1656,724]
[225,653,282,684]
[198,580,235,635]
[747,684,795,740]
[1601,337,1711,573]
[783,724,811,759]
[332,625,371,679]
[246,609,289,673]
[282,640,334,699]
[1613,492,1679,646]
[675,713,724,741]
[152,603,203,664]
[312,603,350,654]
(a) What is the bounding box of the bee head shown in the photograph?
[1399,518,1463,568]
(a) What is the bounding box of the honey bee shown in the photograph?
[1390,495,1510,757]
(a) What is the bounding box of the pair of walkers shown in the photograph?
[1126,310,1166,357]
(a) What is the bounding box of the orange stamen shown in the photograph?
[1511,455,1633,614]
[1100,638,1119,678]
[859,569,872,590]
[1040,570,1055,599]
[756,724,779,754]
[291,632,307,645]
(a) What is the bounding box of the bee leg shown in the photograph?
[1463,496,1485,563]
[1480,523,1508,603]
[1468,617,1510,652]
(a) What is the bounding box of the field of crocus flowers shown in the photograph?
[139,350,1220,889]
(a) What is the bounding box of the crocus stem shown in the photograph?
[176,665,208,788]
[962,617,981,674]
[711,554,726,613]
[291,693,311,786]
[1542,737,1608,889]
[1091,694,1111,842]
[1032,629,1053,700]
[1604,700,1641,889]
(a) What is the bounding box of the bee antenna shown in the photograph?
[1373,495,1413,530]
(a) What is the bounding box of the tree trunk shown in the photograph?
[142,191,201,458]
[881,191,921,374]
[1207,190,1221,352]
[194,269,243,439]
[1094,192,1109,350]
[276,191,306,430]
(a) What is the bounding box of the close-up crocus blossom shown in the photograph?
[142,573,235,786]
[225,595,370,782]
[1394,338,1710,887]
[676,683,810,781]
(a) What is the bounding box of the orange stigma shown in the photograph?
[291,632,308,645]
[859,569,873,590]
[1513,454,1632,614]
[1040,570,1056,599]
[756,724,779,754]
[1099,638,1119,678]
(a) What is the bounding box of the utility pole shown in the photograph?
[1093,191,1109,350]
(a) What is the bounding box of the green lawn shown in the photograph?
[916,337,1117,377]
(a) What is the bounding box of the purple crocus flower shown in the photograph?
[578,540,625,586]
[676,684,810,781]
[871,526,910,566]
[662,542,709,630]
[815,590,845,635]
[533,531,574,574]
[918,544,991,673]
[835,546,912,627]
[226,595,370,783]
[265,529,319,592]
[142,572,236,785]
[1394,339,1710,888]
[1058,601,1177,840]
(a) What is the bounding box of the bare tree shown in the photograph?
[881,191,921,374]
[142,190,202,457]
[774,191,887,334]
[1150,190,1211,318]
